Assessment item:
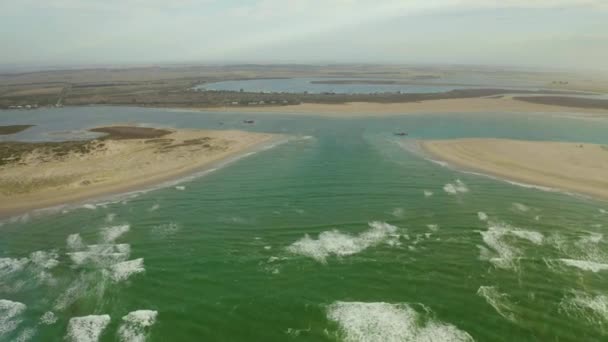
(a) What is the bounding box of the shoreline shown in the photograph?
[0,128,282,219]
[418,138,608,201]
[186,97,608,117]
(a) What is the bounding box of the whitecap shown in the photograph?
[477,212,488,221]
[29,250,59,269]
[0,257,29,278]
[512,203,529,212]
[105,213,116,223]
[560,292,608,328]
[427,224,439,232]
[559,259,608,273]
[391,208,405,218]
[479,222,543,270]
[175,186,186,191]
[423,190,434,197]
[443,180,468,195]
[66,315,111,342]
[101,224,130,243]
[68,244,131,268]
[40,311,57,325]
[477,286,517,322]
[117,310,158,342]
[14,327,36,342]
[0,299,27,337]
[326,301,473,342]
[82,204,97,210]
[109,258,145,282]
[67,234,85,250]
[286,222,401,263]
[148,204,160,212]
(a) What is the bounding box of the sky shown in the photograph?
[0,0,607,70]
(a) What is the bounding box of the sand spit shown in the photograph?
[0,126,276,216]
[420,138,608,200]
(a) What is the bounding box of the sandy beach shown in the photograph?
[192,97,608,117]
[196,96,608,117]
[420,138,608,200]
[0,126,276,217]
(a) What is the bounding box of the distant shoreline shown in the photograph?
[187,96,608,117]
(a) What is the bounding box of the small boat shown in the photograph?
[394,132,408,136]
[243,120,255,124]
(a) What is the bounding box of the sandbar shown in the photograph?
[0,126,276,217]
[419,138,608,200]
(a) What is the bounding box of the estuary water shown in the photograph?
[193,77,550,94]
[1,106,608,341]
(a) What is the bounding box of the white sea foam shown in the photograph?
[391,208,405,218]
[105,213,116,223]
[29,250,59,269]
[109,258,145,282]
[151,222,180,237]
[148,204,160,212]
[423,190,434,197]
[477,212,488,221]
[14,327,36,342]
[599,209,607,214]
[477,286,517,322]
[101,224,130,243]
[443,180,468,195]
[0,299,27,337]
[66,315,111,342]
[559,259,608,273]
[427,224,439,232]
[67,234,85,250]
[512,203,529,212]
[560,292,608,329]
[286,222,401,263]
[0,257,29,277]
[175,186,186,191]
[69,244,131,268]
[326,301,473,342]
[40,311,57,325]
[117,310,158,342]
[479,222,543,269]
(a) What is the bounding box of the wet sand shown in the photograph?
[192,97,608,117]
[0,126,276,217]
[420,138,608,200]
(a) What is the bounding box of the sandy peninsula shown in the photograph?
[194,97,608,117]
[0,126,276,217]
[420,138,608,200]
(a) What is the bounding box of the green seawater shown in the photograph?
[1,107,608,341]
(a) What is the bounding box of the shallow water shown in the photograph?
[193,77,549,94]
[1,107,608,341]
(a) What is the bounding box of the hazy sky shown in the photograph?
[1,0,607,69]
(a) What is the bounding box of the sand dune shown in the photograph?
[0,127,276,216]
[420,138,608,200]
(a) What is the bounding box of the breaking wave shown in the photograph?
[477,286,517,322]
[109,258,145,282]
[326,301,473,342]
[443,180,468,195]
[560,292,608,331]
[286,222,402,263]
[66,315,111,342]
[0,299,27,338]
[479,222,543,270]
[117,310,158,342]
